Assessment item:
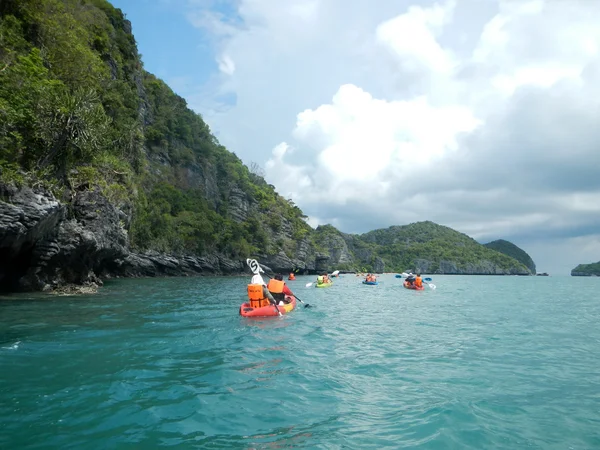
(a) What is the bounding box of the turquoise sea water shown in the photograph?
[1,274,600,449]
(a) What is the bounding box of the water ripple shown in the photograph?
[1,275,600,448]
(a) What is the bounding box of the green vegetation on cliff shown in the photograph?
[310,221,531,274]
[484,239,536,274]
[571,261,600,276]
[359,222,531,274]
[0,0,310,260]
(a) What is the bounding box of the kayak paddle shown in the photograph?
[293,295,311,308]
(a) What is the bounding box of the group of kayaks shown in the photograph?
[240,259,432,317]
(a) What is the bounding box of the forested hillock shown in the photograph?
[571,261,600,276]
[484,239,536,274]
[305,222,531,275]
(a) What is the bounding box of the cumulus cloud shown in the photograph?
[184,0,600,274]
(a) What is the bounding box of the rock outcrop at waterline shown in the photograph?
[0,183,303,292]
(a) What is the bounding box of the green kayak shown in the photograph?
[315,281,333,288]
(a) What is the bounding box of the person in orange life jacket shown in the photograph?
[267,274,294,305]
[251,273,277,305]
[414,274,423,288]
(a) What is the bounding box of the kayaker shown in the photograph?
[317,274,330,284]
[415,274,423,288]
[267,274,294,304]
[250,273,278,305]
[406,273,416,286]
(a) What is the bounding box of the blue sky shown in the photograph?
[107,0,600,275]
[110,0,217,97]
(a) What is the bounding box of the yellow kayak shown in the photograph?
[315,281,333,288]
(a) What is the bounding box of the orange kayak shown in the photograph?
[240,295,297,317]
[403,281,424,291]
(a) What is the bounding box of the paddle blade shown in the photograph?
[331,270,340,276]
[305,282,314,288]
[401,272,409,277]
[247,258,261,274]
[428,283,437,290]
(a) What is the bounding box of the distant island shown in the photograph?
[484,239,536,274]
[0,0,535,294]
[571,261,600,277]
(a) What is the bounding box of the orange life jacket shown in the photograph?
[247,283,270,308]
[267,279,284,293]
[415,277,423,287]
[267,279,286,302]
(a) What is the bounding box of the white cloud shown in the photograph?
[217,53,235,75]
[269,83,479,204]
[376,1,457,75]
[182,0,600,274]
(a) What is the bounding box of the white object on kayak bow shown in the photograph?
[246,258,264,275]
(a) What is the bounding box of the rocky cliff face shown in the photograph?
[0,184,65,291]
[0,182,253,292]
